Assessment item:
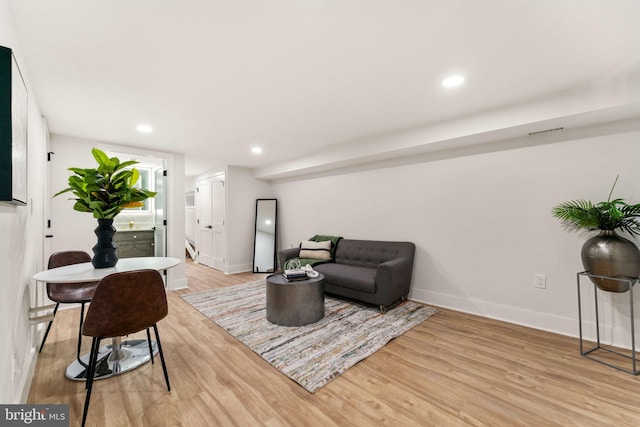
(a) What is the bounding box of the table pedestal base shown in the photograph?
[65,338,158,381]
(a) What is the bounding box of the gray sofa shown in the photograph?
[278,239,415,312]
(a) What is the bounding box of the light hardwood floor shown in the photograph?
[28,260,640,426]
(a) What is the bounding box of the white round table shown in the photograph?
[33,257,180,381]
[33,257,180,283]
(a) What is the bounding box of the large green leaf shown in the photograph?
[91,148,109,166]
[130,168,139,187]
[68,167,87,176]
[53,187,74,197]
[72,201,92,213]
[114,160,139,172]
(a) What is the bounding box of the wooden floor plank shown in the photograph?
[27,260,640,426]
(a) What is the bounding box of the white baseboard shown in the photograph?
[168,277,188,290]
[17,347,38,403]
[409,288,616,346]
[225,263,252,275]
[409,289,640,351]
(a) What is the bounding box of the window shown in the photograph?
[125,167,153,212]
[185,191,195,208]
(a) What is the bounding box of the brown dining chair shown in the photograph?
[39,251,99,363]
[81,269,171,427]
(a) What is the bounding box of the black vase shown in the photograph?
[581,230,640,292]
[92,218,118,268]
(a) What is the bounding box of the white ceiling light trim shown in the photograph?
[442,75,465,88]
[251,147,263,155]
[136,124,153,133]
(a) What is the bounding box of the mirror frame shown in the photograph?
[252,198,277,273]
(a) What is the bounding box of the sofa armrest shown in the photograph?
[278,247,300,270]
[375,256,414,302]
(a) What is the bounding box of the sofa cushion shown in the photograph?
[309,234,343,259]
[335,239,409,268]
[314,263,376,294]
[299,240,332,260]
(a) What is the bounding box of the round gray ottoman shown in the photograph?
[266,273,325,326]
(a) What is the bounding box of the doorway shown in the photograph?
[196,174,226,271]
[106,150,167,258]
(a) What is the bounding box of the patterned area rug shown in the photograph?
[181,280,437,393]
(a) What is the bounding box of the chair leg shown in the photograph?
[77,303,86,364]
[38,303,60,353]
[153,324,171,391]
[82,337,101,427]
[85,337,99,390]
[146,328,154,364]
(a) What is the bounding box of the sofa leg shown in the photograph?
[379,305,387,314]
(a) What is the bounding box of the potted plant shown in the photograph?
[552,176,640,292]
[55,148,156,268]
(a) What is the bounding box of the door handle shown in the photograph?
[205,225,213,229]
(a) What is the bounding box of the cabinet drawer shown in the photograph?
[114,230,154,244]
[114,230,154,258]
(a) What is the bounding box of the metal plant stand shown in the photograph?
[577,271,640,375]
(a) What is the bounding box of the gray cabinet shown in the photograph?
[114,230,154,258]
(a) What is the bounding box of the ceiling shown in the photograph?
[5,0,640,178]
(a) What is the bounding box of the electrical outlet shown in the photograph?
[534,274,546,289]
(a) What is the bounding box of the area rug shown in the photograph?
[181,280,437,393]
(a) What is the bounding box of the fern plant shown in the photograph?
[552,176,640,236]
[54,148,156,219]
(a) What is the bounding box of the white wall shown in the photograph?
[50,134,187,290]
[185,204,196,244]
[272,124,640,348]
[168,151,187,289]
[0,0,47,403]
[225,166,272,273]
[49,136,99,253]
[185,176,196,244]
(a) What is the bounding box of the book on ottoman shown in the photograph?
[283,269,308,281]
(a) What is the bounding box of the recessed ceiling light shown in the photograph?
[251,147,263,155]
[136,124,153,133]
[442,75,464,88]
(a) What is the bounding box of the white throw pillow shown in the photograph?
[299,240,331,260]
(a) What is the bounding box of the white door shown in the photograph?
[196,176,226,271]
[196,179,215,267]
[211,179,226,270]
[153,165,166,257]
[43,119,52,268]
[42,119,53,311]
